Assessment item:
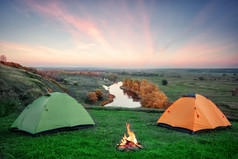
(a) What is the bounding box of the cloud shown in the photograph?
[0,41,150,67]
[21,0,110,49]
[5,0,237,68]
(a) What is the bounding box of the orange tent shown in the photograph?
[157,94,231,134]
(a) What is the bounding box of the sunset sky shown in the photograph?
[0,0,238,68]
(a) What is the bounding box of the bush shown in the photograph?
[161,79,168,86]
[100,94,115,106]
[73,81,78,86]
[0,55,7,62]
[87,92,98,103]
[199,77,204,80]
[95,89,103,100]
[48,78,68,93]
[107,74,118,81]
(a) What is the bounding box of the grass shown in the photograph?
[118,70,238,117]
[0,64,64,116]
[61,75,112,104]
[1,109,237,159]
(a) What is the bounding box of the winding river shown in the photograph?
[103,82,142,108]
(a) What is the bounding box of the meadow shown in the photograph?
[115,69,238,118]
[58,68,238,117]
[1,67,238,159]
[0,108,237,159]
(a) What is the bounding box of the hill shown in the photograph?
[0,64,64,116]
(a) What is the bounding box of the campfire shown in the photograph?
[116,123,142,151]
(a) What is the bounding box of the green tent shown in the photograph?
[11,92,95,135]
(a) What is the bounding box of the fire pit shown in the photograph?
[116,123,143,151]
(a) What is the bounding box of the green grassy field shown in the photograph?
[44,69,238,117]
[60,74,112,104]
[1,108,237,159]
[117,69,238,117]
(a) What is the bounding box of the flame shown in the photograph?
[119,123,138,145]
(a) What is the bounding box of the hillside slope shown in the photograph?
[0,64,64,116]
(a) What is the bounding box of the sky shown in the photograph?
[0,0,238,68]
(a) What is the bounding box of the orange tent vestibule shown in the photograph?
[157,94,231,134]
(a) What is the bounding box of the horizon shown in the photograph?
[0,0,238,68]
[34,66,238,70]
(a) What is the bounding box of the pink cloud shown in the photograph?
[22,0,110,48]
[6,0,237,68]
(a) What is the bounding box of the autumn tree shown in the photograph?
[87,92,98,103]
[0,55,7,62]
[122,78,170,109]
[131,79,141,94]
[122,77,132,89]
[95,89,103,99]
[108,74,118,81]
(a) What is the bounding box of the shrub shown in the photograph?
[0,55,7,62]
[199,77,204,80]
[73,81,78,86]
[48,78,68,93]
[107,74,119,81]
[161,79,168,86]
[95,89,103,99]
[100,94,115,106]
[87,92,98,103]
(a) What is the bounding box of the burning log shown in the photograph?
[116,123,143,151]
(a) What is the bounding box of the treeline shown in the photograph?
[122,78,170,109]
[38,70,118,82]
[118,71,162,77]
[66,71,102,77]
[37,70,66,82]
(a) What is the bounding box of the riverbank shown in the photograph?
[103,82,141,108]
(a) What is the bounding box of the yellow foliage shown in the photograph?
[95,89,103,99]
[87,92,98,103]
[122,78,170,109]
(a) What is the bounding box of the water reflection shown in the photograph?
[122,89,140,102]
[103,82,141,108]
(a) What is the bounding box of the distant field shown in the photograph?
[59,74,112,105]
[51,68,238,117]
[115,69,238,117]
[0,108,237,159]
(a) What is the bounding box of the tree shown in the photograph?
[87,92,98,103]
[122,78,170,109]
[162,79,168,86]
[0,55,7,62]
[95,89,103,99]
[108,74,118,81]
[199,77,204,80]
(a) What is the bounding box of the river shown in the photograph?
[103,82,142,108]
